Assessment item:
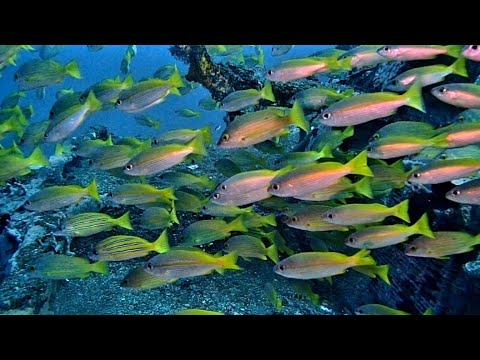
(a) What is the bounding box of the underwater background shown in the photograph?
[0,44,479,315]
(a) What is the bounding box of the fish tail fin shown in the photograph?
[199,125,213,144]
[392,199,411,223]
[311,293,320,305]
[187,134,207,156]
[169,87,182,96]
[10,141,23,156]
[318,144,333,158]
[9,116,26,138]
[423,308,434,315]
[54,143,64,157]
[412,213,435,238]
[105,134,114,146]
[346,150,374,176]
[288,100,309,133]
[335,56,353,71]
[153,229,170,254]
[266,244,279,264]
[428,133,449,148]
[86,178,101,202]
[353,176,373,199]
[403,81,426,113]
[91,261,109,275]
[446,45,463,58]
[474,234,480,245]
[228,215,249,233]
[219,251,241,271]
[375,264,391,286]
[342,125,355,139]
[263,214,277,227]
[122,74,135,87]
[65,60,82,79]
[342,88,355,98]
[169,201,180,224]
[27,146,49,167]
[152,120,161,129]
[166,66,184,88]
[116,211,134,230]
[260,81,276,102]
[351,249,376,267]
[449,56,468,77]
[85,91,103,112]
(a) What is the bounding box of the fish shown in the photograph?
[24,178,100,212]
[355,304,411,315]
[377,45,463,61]
[123,135,207,176]
[0,107,28,139]
[74,135,114,158]
[310,125,355,152]
[0,146,49,184]
[1,91,26,109]
[88,144,139,170]
[174,309,224,315]
[48,91,83,120]
[435,145,480,161]
[214,158,242,177]
[241,212,277,229]
[120,45,136,74]
[433,122,480,148]
[153,64,178,80]
[369,160,410,195]
[385,57,468,92]
[290,280,321,305]
[198,96,220,111]
[405,231,480,259]
[264,282,283,312]
[272,45,294,57]
[322,199,410,226]
[294,176,373,201]
[281,205,349,232]
[211,168,291,206]
[15,59,81,90]
[224,235,279,263]
[140,204,179,230]
[220,82,276,112]
[317,81,425,127]
[87,45,104,52]
[115,70,183,113]
[225,150,268,169]
[181,215,249,246]
[345,213,434,249]
[455,109,480,123]
[352,264,391,285]
[134,114,160,129]
[39,45,64,60]
[337,45,387,69]
[431,83,480,108]
[19,120,50,146]
[266,56,350,82]
[0,142,23,157]
[279,144,333,166]
[53,211,133,237]
[109,184,176,206]
[93,229,170,261]
[201,202,253,218]
[268,150,373,198]
[408,158,480,184]
[446,179,480,205]
[29,254,108,280]
[217,101,308,148]
[462,45,480,62]
[273,249,375,280]
[158,170,216,190]
[144,249,241,279]
[368,121,437,143]
[153,126,212,146]
[366,135,448,159]
[289,87,354,110]
[44,91,103,143]
[121,267,177,290]
[80,75,134,107]
[174,188,208,213]
[175,109,201,118]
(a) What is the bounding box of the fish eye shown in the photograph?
[28,265,35,271]
[439,154,447,160]
[271,184,280,191]
[25,200,31,205]
[79,95,85,102]
[221,184,227,190]
[452,190,461,196]
[267,70,273,75]
[366,147,372,152]
[220,102,224,107]
[438,87,447,94]
[213,193,220,199]
[471,45,478,51]
[224,243,229,248]
[222,134,230,141]
[458,116,464,122]
[322,112,331,120]
[278,265,285,271]
[391,80,398,85]
[108,192,113,197]
[92,249,98,255]
[124,164,133,171]
[88,159,94,165]
[373,134,380,140]
[327,213,334,219]
[383,46,390,52]
[116,99,122,106]
[43,132,48,139]
[291,216,298,222]
[153,139,159,145]
[413,173,421,178]
[19,138,25,144]
[348,237,355,243]
[121,279,129,286]
[202,205,207,210]
[409,245,417,252]
[146,263,153,270]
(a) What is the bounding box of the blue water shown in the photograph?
[0,45,333,150]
